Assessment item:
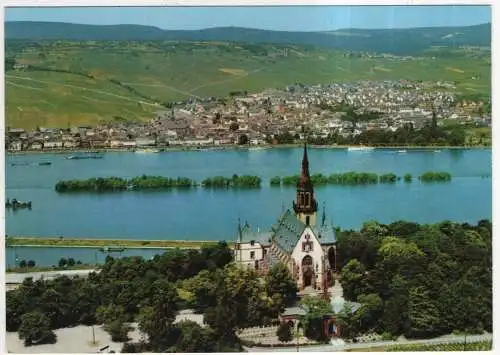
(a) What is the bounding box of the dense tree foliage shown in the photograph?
[6,242,240,351]
[6,219,491,349]
[55,175,196,192]
[337,219,492,339]
[277,322,293,343]
[273,171,451,187]
[201,174,261,188]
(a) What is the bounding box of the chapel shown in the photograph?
[234,143,337,295]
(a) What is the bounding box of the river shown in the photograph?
[5,147,492,266]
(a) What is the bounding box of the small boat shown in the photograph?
[10,162,30,166]
[397,150,407,154]
[347,146,375,152]
[248,147,265,151]
[100,246,125,253]
[135,148,160,154]
[38,161,52,166]
[66,153,103,160]
[434,150,442,153]
[6,198,32,210]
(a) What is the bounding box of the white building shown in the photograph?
[234,144,337,294]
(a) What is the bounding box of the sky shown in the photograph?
[5,5,491,32]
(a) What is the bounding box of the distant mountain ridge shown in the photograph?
[5,21,491,55]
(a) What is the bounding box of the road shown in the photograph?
[244,333,492,352]
[6,269,99,285]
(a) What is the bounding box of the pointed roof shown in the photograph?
[298,142,313,190]
[271,209,307,253]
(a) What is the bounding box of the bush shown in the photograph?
[419,171,452,182]
[27,260,36,268]
[404,173,412,183]
[18,260,27,268]
[276,322,293,343]
[105,320,130,342]
[270,176,281,186]
[58,258,67,268]
[381,332,394,341]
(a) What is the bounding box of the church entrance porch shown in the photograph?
[301,255,315,289]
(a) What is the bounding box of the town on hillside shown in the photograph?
[5,80,491,152]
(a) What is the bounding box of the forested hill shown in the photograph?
[5,21,491,55]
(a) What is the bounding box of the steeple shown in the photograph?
[299,143,313,190]
[322,202,326,227]
[293,142,318,226]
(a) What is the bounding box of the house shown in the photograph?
[63,141,78,148]
[43,141,64,149]
[30,142,43,150]
[136,137,156,147]
[8,140,23,151]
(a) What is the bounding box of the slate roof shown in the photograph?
[266,247,281,268]
[238,222,273,245]
[330,296,362,314]
[314,224,337,245]
[271,209,306,253]
[282,306,308,317]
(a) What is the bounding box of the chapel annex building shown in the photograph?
[234,144,337,295]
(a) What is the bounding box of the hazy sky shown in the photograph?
[5,5,491,32]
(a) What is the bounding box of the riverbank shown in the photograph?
[6,236,222,249]
[6,263,98,274]
[6,143,491,155]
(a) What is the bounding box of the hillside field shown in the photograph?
[5,41,491,129]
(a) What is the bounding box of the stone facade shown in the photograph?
[234,144,337,294]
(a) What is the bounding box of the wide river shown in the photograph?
[5,147,492,267]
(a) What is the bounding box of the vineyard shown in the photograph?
[387,340,492,351]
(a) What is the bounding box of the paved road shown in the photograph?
[244,333,493,352]
[6,269,99,285]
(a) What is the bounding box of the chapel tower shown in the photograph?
[293,143,318,226]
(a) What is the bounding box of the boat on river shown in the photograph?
[6,198,32,210]
[100,246,126,253]
[135,148,160,154]
[347,146,375,152]
[66,153,103,160]
[10,161,52,166]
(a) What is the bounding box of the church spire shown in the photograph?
[322,202,326,226]
[293,141,318,223]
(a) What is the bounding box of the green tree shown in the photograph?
[168,321,217,352]
[238,134,249,145]
[340,259,368,301]
[299,295,331,341]
[58,258,67,268]
[18,311,57,346]
[276,322,293,343]
[406,286,441,338]
[265,262,298,308]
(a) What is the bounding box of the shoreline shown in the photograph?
[6,144,491,155]
[6,236,224,249]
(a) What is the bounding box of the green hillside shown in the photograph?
[5,21,491,55]
[5,40,491,129]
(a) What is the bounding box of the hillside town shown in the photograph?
[6,80,491,152]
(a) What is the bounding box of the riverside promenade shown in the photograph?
[6,269,99,286]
